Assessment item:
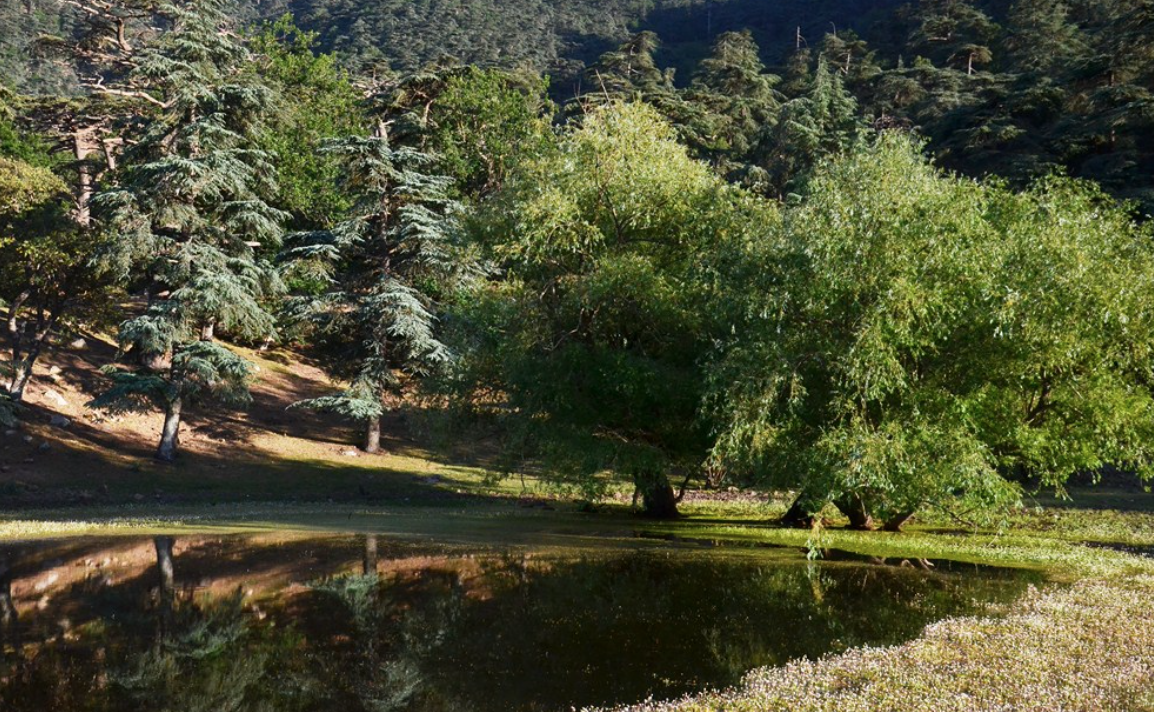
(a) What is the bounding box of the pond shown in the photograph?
[0,532,1045,711]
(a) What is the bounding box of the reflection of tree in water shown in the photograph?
[306,549,1036,712]
[106,538,311,712]
[0,538,309,712]
[309,552,468,712]
[0,536,1040,712]
[0,550,20,654]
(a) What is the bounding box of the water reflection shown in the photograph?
[0,534,1043,711]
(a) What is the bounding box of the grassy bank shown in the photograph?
[599,571,1154,712]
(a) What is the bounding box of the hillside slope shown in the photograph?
[0,334,514,508]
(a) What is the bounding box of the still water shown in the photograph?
[0,533,1043,711]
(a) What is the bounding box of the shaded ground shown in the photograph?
[0,335,534,509]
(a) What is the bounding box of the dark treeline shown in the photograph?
[2,0,1154,528]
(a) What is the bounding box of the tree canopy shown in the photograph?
[707,134,1154,527]
[452,102,770,515]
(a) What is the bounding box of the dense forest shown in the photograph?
[4,0,1153,210]
[2,0,1154,528]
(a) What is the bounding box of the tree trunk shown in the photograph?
[156,397,182,462]
[73,129,97,229]
[363,415,381,454]
[199,321,215,342]
[635,469,680,519]
[883,511,916,532]
[7,360,31,402]
[144,351,169,371]
[835,494,876,530]
[363,535,378,576]
[780,494,819,528]
[5,290,31,401]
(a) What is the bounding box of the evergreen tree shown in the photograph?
[762,56,866,198]
[94,0,286,343]
[907,0,999,75]
[687,30,782,176]
[89,0,286,460]
[90,321,255,461]
[1004,0,1091,75]
[819,31,884,91]
[286,127,472,454]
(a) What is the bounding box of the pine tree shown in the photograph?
[88,0,286,460]
[90,321,254,461]
[762,56,866,198]
[907,0,999,75]
[688,30,782,173]
[581,31,669,105]
[285,125,473,453]
[1004,0,1090,75]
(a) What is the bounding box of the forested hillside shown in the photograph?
[4,0,901,86]
[4,0,1152,209]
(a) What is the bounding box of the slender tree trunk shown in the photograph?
[7,361,31,402]
[73,129,96,229]
[156,397,182,462]
[634,469,679,518]
[363,535,378,576]
[7,322,50,403]
[5,291,30,401]
[835,494,876,530]
[364,415,381,454]
[154,536,175,642]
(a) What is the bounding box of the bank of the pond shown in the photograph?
[616,513,1154,710]
[599,571,1154,712]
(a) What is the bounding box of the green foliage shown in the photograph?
[452,102,768,512]
[250,15,367,230]
[0,156,63,218]
[109,591,280,712]
[687,30,782,168]
[91,336,254,414]
[417,67,554,197]
[92,0,287,347]
[708,134,1154,524]
[0,111,119,401]
[761,55,866,197]
[286,132,473,425]
[577,32,714,154]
